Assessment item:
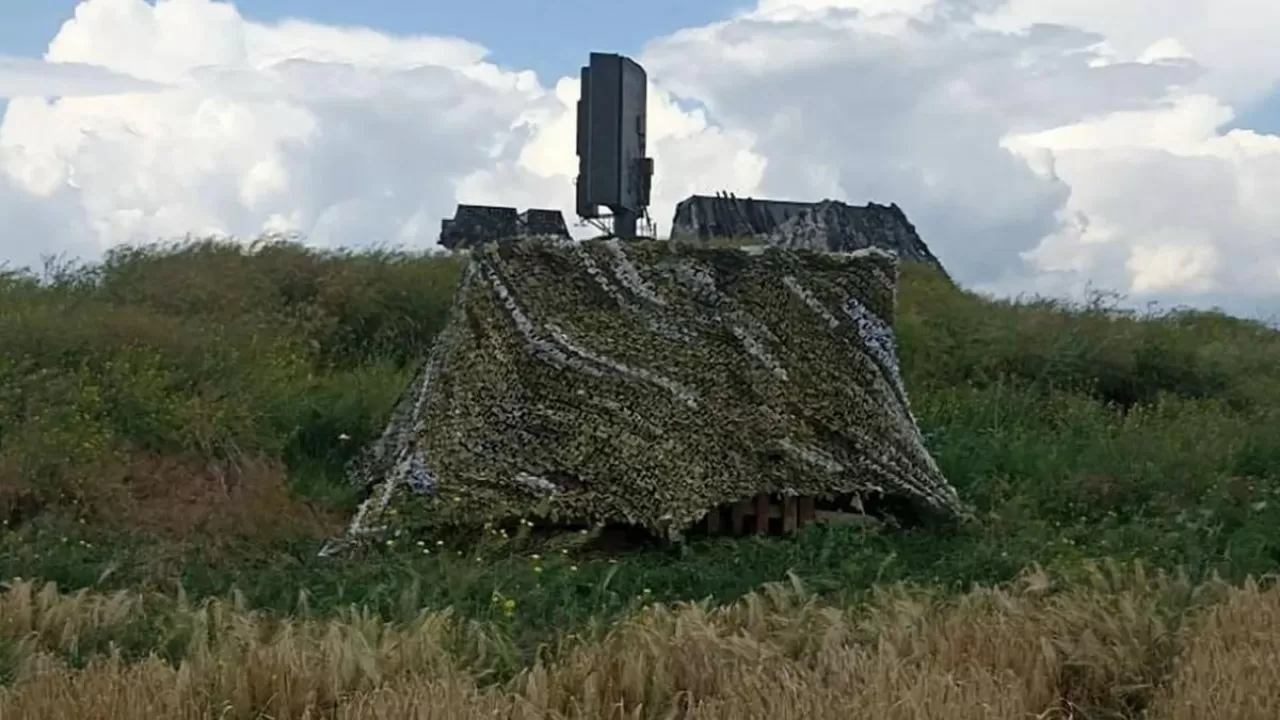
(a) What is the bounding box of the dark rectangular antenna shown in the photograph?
[576,52,653,240]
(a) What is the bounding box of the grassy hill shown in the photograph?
[2,238,1279,718]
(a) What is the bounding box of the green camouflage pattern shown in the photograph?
[322,238,962,554]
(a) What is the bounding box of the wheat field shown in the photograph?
[2,561,1277,720]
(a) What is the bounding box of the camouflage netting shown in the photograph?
[764,200,949,278]
[320,237,963,555]
[670,194,949,279]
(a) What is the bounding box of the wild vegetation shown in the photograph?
[2,237,1280,718]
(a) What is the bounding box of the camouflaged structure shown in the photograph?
[321,237,962,555]
[764,200,947,274]
[671,193,949,279]
[439,204,571,250]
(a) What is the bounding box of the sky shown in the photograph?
[2,0,1280,319]
[1,0,752,85]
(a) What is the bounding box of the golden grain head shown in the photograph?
[2,565,1277,719]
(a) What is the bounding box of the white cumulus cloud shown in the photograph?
[2,0,1280,318]
[641,1,1198,286]
[977,0,1280,102]
[0,0,762,274]
[0,56,165,98]
[638,0,1280,313]
[1003,94,1280,304]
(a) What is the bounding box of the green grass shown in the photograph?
[4,236,1280,669]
